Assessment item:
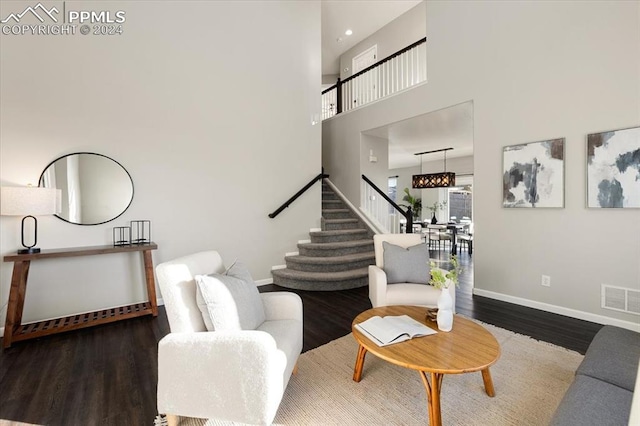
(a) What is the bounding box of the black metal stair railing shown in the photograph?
[268,169,329,218]
[361,174,414,233]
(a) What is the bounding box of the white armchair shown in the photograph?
[369,234,456,310]
[156,251,303,425]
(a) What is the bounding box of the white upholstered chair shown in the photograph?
[369,234,455,310]
[156,251,303,426]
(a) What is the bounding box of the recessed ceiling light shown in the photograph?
[345,29,353,36]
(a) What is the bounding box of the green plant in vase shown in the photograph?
[401,188,422,221]
[426,200,447,224]
[429,254,461,289]
[428,254,462,332]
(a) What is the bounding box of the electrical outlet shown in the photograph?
[541,275,551,287]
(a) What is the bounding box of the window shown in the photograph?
[448,185,472,221]
[388,176,398,213]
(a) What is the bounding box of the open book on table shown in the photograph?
[354,314,437,347]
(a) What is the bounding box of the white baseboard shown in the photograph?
[309,228,321,232]
[271,264,286,271]
[473,288,640,333]
[298,239,311,244]
[285,251,299,257]
[255,278,274,287]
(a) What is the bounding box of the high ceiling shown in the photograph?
[363,102,474,170]
[322,1,473,170]
[321,0,422,76]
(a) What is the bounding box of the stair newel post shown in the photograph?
[406,207,414,234]
[336,78,343,114]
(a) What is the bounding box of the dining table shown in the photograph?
[427,222,466,255]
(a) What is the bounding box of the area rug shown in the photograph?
[157,321,583,425]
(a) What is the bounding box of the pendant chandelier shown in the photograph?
[412,147,456,189]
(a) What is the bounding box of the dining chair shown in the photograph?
[457,222,474,254]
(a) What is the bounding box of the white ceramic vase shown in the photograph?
[437,288,453,332]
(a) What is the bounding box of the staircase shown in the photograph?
[271,181,375,291]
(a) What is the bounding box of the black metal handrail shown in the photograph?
[269,169,329,218]
[361,174,414,233]
[322,37,427,116]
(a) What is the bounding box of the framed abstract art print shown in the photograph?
[587,126,639,208]
[502,138,565,208]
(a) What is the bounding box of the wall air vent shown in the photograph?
[601,284,640,315]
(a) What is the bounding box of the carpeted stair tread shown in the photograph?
[323,218,359,224]
[310,229,367,237]
[322,202,347,210]
[272,267,368,281]
[321,208,355,219]
[322,218,361,231]
[285,252,375,272]
[310,229,369,243]
[297,239,374,258]
[286,252,375,265]
[298,239,373,250]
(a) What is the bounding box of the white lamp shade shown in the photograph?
[1,186,62,216]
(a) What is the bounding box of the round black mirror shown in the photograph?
[39,152,134,225]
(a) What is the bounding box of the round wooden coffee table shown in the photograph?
[352,305,500,426]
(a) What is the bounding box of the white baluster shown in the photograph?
[363,72,368,105]
[394,56,399,91]
[413,48,417,84]
[384,62,388,97]
[420,43,426,81]
[382,62,387,97]
[404,52,408,89]
[345,81,350,111]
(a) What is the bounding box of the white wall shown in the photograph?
[339,1,426,79]
[0,1,321,323]
[323,0,640,328]
[360,134,390,192]
[360,134,390,223]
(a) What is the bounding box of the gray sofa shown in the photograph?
[551,325,640,426]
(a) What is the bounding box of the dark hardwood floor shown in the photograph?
[0,251,602,426]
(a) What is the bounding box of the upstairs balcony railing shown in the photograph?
[322,37,427,120]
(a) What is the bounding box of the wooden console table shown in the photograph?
[2,243,158,348]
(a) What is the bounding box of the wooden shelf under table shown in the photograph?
[2,243,159,348]
[11,302,154,344]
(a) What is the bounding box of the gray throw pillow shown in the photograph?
[382,241,430,284]
[195,261,266,331]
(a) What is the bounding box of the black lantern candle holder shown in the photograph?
[113,226,131,246]
[131,220,151,245]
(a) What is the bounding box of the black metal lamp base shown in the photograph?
[19,216,41,255]
[18,247,41,255]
